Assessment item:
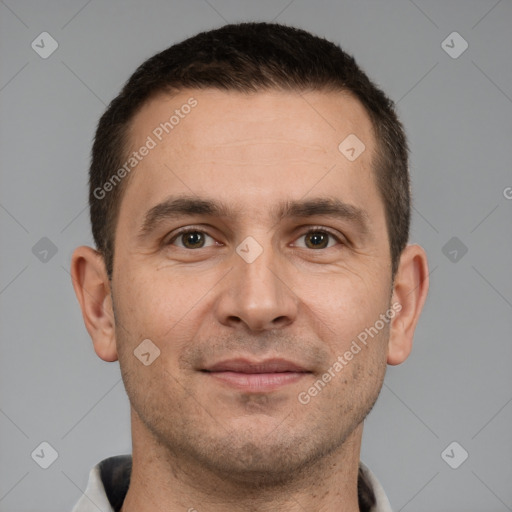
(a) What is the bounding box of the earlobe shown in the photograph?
[70,246,119,362]
[387,244,429,365]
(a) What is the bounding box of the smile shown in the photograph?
[201,358,312,392]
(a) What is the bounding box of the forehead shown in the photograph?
[128,87,375,155]
[119,88,380,225]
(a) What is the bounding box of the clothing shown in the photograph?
[71,454,393,512]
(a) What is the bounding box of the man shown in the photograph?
[70,21,429,512]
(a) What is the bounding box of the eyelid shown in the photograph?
[165,224,346,249]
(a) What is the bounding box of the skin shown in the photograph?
[71,88,429,512]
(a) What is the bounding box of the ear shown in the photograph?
[70,246,118,362]
[387,244,429,365]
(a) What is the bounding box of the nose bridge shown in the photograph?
[215,234,298,331]
[238,235,281,294]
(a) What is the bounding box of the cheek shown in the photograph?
[114,269,212,366]
[311,272,390,348]
[117,270,183,328]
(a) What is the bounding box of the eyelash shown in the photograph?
[165,225,345,249]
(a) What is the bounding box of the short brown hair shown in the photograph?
[89,22,410,279]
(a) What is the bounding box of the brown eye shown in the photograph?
[295,228,342,250]
[305,232,329,249]
[181,231,205,249]
[168,229,216,249]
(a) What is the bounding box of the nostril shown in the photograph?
[272,316,290,326]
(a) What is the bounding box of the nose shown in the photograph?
[213,242,298,333]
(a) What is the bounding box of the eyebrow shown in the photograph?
[137,194,370,240]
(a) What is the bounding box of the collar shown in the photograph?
[71,455,392,512]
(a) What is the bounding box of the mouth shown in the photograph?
[201,358,312,392]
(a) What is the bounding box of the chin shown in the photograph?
[187,423,343,487]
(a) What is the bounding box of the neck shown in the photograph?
[121,409,364,512]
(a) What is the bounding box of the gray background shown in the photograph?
[0,0,511,510]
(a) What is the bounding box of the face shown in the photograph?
[111,88,393,482]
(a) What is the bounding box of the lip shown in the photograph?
[204,358,309,373]
[202,358,311,392]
